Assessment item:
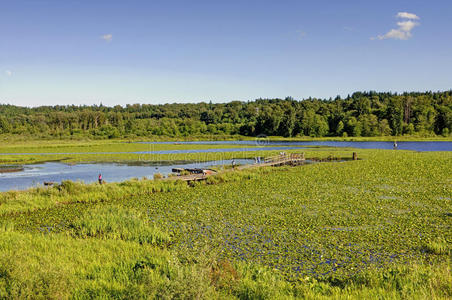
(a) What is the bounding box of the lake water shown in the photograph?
[0,159,253,192]
[141,141,452,152]
[1,141,450,157]
[0,140,450,192]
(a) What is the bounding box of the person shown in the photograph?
[232,159,236,169]
[98,173,103,184]
[393,141,398,150]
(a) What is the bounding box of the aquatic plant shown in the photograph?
[0,149,451,298]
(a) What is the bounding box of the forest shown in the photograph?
[0,91,451,139]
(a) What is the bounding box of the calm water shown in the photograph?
[0,140,450,192]
[0,159,253,192]
[141,141,452,152]
[2,141,450,157]
[0,146,300,156]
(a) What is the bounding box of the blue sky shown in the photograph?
[1,0,451,106]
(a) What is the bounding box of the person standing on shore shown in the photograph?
[98,173,103,184]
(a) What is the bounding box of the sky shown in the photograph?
[1,0,452,107]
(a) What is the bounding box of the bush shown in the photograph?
[153,173,163,180]
[57,180,77,194]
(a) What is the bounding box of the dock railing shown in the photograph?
[264,153,305,164]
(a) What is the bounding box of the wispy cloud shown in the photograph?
[373,12,420,40]
[101,34,113,42]
[397,12,420,20]
[5,70,12,76]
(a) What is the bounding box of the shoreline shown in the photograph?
[1,135,452,143]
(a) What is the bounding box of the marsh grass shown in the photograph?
[0,149,451,299]
[0,228,450,299]
[0,165,272,215]
[0,139,335,166]
[421,238,451,256]
[69,206,171,246]
[0,140,257,154]
[0,178,188,215]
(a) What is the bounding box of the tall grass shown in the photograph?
[70,206,170,246]
[0,227,450,299]
[0,166,273,215]
[422,238,451,256]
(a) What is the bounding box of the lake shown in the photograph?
[1,141,450,157]
[141,141,452,152]
[1,140,450,192]
[0,159,253,192]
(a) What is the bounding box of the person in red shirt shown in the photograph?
[98,174,103,184]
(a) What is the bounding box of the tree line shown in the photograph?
[0,91,451,139]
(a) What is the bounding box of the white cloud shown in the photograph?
[5,70,12,76]
[397,20,418,32]
[397,12,420,20]
[377,29,412,40]
[101,34,113,42]
[373,12,420,40]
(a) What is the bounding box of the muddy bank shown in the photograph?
[0,166,24,173]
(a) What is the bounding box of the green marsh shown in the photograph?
[0,147,451,298]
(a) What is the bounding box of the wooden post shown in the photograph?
[352,152,358,160]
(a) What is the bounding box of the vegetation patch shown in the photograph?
[69,206,171,246]
[0,149,451,298]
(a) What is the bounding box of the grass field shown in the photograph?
[0,140,354,166]
[0,147,451,299]
[0,137,450,166]
[0,140,292,165]
[0,140,263,154]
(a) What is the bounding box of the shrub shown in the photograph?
[57,180,77,194]
[153,173,163,180]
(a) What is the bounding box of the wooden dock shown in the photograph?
[261,153,306,167]
[165,153,306,183]
[165,172,211,183]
